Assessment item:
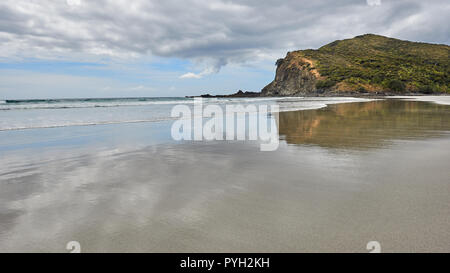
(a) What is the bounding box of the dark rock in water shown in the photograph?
[226,90,260,97]
[199,93,213,98]
[186,90,261,98]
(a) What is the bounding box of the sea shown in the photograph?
[0,96,370,131]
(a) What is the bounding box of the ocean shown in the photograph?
[0,97,371,131]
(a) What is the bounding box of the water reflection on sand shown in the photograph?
[0,100,449,252]
[279,100,450,149]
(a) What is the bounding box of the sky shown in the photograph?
[0,0,449,99]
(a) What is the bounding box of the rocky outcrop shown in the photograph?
[186,90,260,98]
[261,52,320,96]
[261,34,450,95]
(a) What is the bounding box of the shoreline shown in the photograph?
[2,96,450,132]
[1,99,450,252]
[188,90,450,100]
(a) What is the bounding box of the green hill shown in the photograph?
[262,34,449,95]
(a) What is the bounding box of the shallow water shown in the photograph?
[0,99,449,252]
[0,96,370,131]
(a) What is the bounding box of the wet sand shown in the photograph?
[0,99,449,252]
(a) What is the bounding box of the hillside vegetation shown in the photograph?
[279,34,449,94]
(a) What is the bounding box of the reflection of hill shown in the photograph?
[278,100,450,149]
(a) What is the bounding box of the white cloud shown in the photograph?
[0,0,448,73]
[367,0,382,7]
[128,85,154,92]
[180,72,202,79]
[66,0,81,7]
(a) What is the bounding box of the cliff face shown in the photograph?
[261,34,450,96]
[261,53,320,96]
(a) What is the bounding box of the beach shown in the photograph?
[1,97,449,252]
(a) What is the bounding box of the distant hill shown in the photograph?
[262,34,449,96]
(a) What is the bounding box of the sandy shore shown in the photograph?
[0,99,449,252]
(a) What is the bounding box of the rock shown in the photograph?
[261,34,450,96]
[187,90,261,98]
[261,52,319,96]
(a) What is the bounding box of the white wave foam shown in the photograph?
[388,96,450,106]
[0,97,374,131]
[0,100,196,110]
[0,97,288,111]
[0,96,373,111]
[0,117,176,131]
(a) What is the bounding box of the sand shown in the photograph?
[0,99,449,252]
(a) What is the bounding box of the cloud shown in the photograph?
[180,72,202,79]
[126,85,155,92]
[180,58,227,79]
[66,0,81,6]
[367,0,381,6]
[0,0,448,73]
